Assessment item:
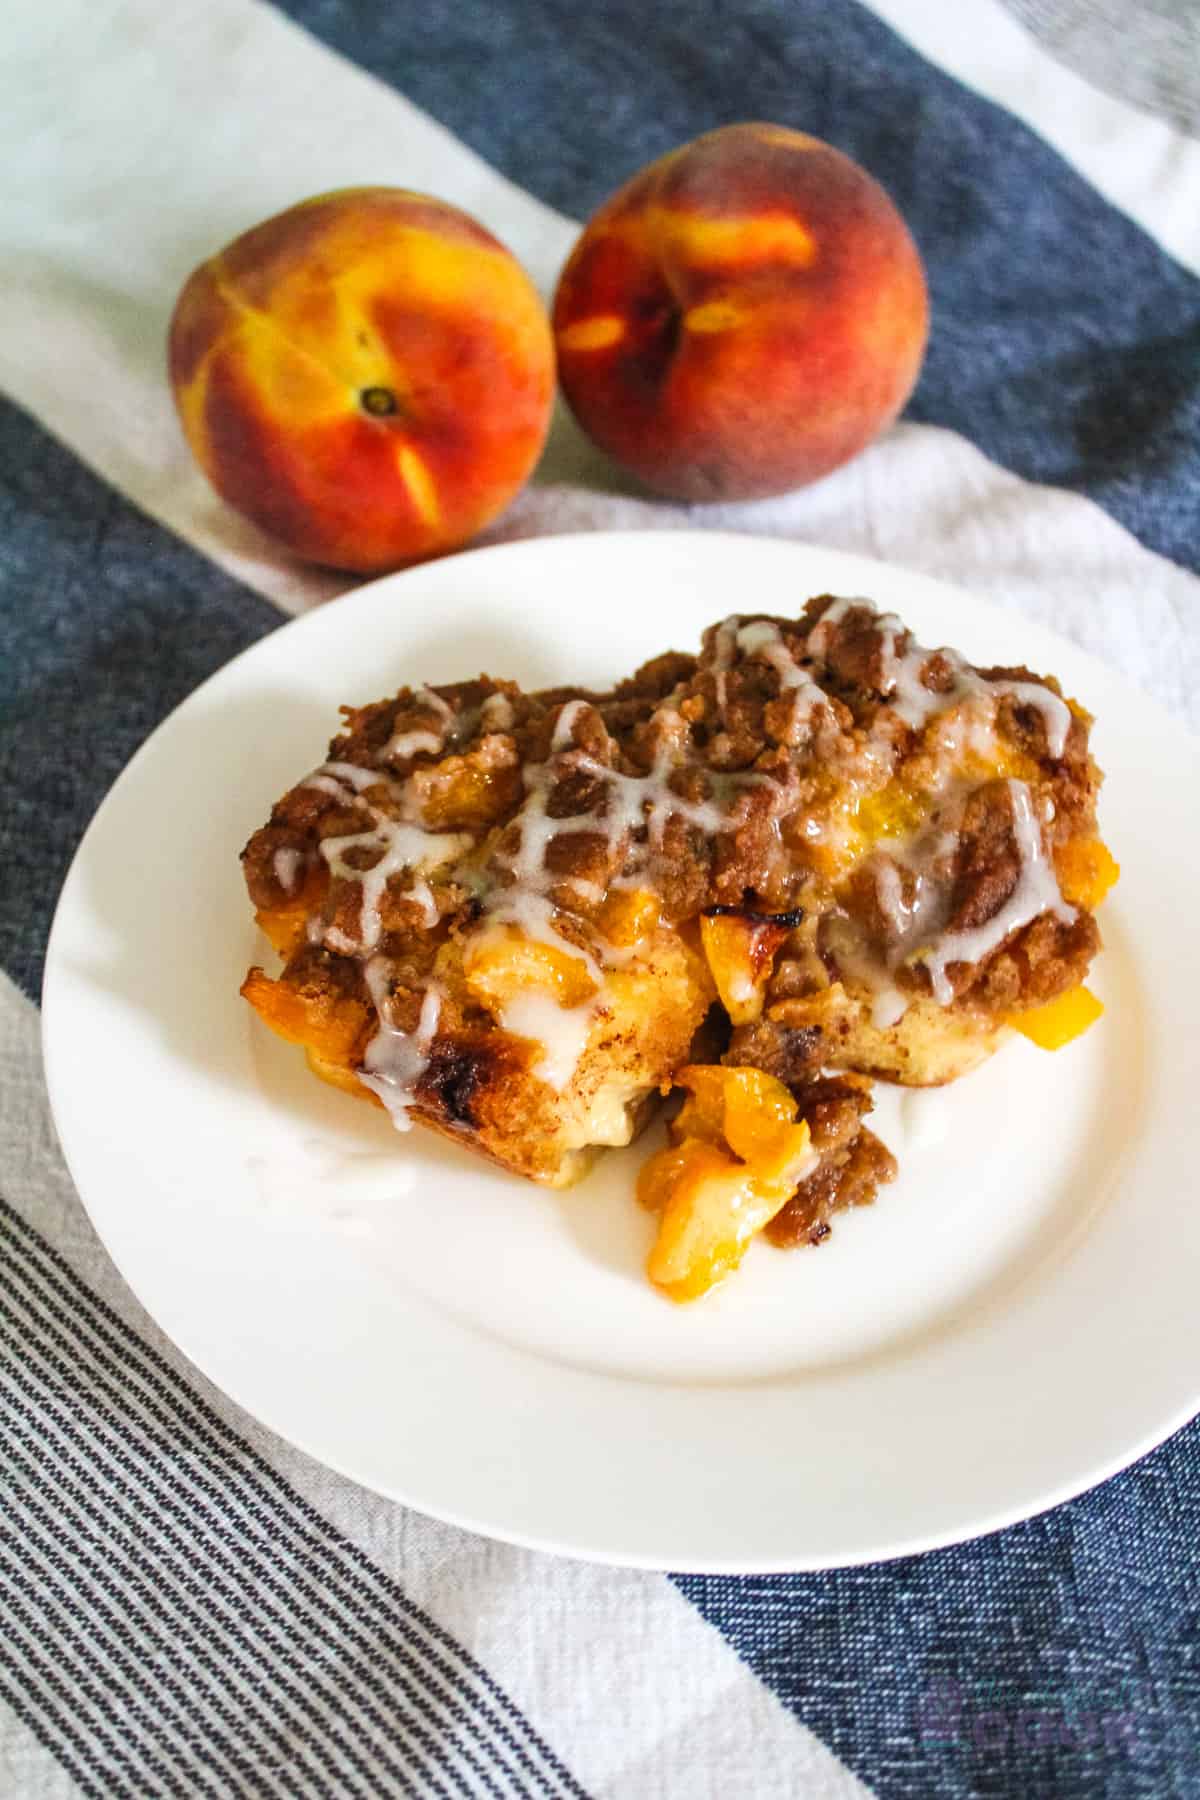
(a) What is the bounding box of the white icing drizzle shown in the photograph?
[806,598,1072,757]
[874,612,949,729]
[303,760,392,803]
[481,736,733,991]
[385,728,444,760]
[803,595,860,664]
[480,692,515,732]
[563,876,606,905]
[500,992,596,1090]
[319,812,470,954]
[303,773,354,801]
[873,842,954,952]
[997,681,1072,758]
[860,842,953,1026]
[735,618,825,736]
[481,759,606,979]
[576,753,729,847]
[712,617,741,669]
[849,777,1074,1020]
[273,846,302,893]
[322,924,363,955]
[315,760,387,792]
[920,779,1075,1004]
[302,759,465,953]
[357,962,442,1130]
[403,875,439,927]
[383,686,456,763]
[712,614,740,714]
[870,987,909,1031]
[552,698,593,750]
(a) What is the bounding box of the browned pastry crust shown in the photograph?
[764,1074,898,1248]
[241,593,1110,1208]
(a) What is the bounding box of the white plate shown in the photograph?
[42,532,1200,1572]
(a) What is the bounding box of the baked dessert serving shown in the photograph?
[242,594,1117,1301]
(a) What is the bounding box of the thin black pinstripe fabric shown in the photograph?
[0,1196,588,1800]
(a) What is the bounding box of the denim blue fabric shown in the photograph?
[677,1432,1200,1798]
[282,0,1200,578]
[0,399,281,1001]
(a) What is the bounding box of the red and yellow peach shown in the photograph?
[169,187,555,572]
[552,124,929,501]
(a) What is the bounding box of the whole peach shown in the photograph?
[169,188,555,572]
[552,124,928,501]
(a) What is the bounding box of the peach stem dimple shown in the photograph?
[361,385,399,416]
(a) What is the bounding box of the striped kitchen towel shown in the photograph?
[3,1,1199,1794]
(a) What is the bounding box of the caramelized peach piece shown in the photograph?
[599,886,662,948]
[640,1065,815,1302]
[464,929,598,1011]
[1055,838,1120,911]
[699,911,792,1025]
[404,737,522,831]
[255,900,311,961]
[1009,986,1104,1050]
[241,967,371,1065]
[640,1141,763,1302]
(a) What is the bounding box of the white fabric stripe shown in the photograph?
[1002,0,1200,141]
[0,1702,80,1800]
[870,0,1200,273]
[0,968,870,1798]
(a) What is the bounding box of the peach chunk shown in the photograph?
[1055,838,1120,912]
[699,908,794,1025]
[1008,986,1104,1050]
[552,123,928,501]
[639,1065,816,1302]
[169,188,555,572]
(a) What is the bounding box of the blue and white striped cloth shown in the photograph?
[3,2,1199,1793]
